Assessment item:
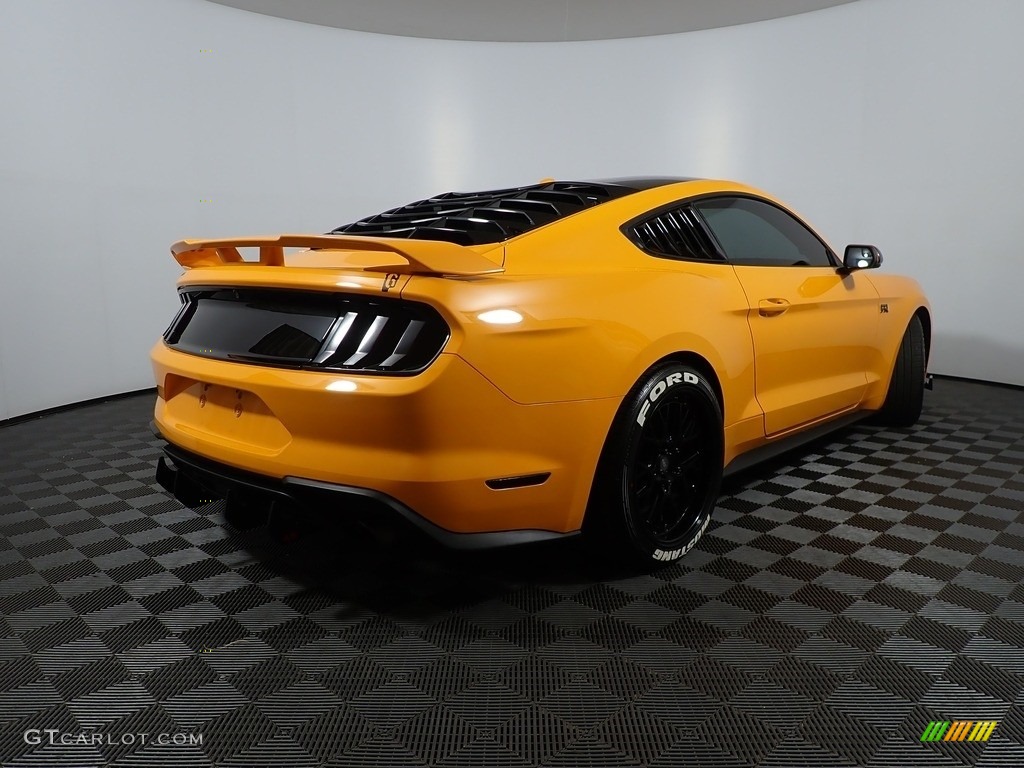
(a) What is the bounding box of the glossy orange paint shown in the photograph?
[151,179,930,536]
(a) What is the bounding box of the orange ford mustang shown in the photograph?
[152,177,931,565]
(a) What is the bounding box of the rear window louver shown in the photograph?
[330,181,635,245]
[165,289,450,375]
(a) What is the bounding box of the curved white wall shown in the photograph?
[1,0,1022,421]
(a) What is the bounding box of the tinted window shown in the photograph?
[694,197,832,267]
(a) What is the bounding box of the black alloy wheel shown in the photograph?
[627,388,717,543]
[588,362,723,566]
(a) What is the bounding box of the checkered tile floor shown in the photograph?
[1,378,1022,767]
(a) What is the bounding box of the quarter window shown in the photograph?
[627,205,722,262]
[694,197,833,267]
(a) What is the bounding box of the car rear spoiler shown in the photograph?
[170,234,504,277]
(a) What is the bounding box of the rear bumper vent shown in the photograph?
[164,288,449,375]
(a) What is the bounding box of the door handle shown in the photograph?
[758,298,790,317]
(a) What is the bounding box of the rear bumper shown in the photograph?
[151,342,618,538]
[154,441,574,549]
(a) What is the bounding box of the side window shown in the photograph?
[694,197,833,267]
[626,205,722,262]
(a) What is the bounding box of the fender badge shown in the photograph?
[382,273,399,292]
[880,303,889,313]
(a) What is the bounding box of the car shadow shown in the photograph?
[216,502,637,622]
[212,418,903,622]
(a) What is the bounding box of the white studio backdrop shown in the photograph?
[1,0,1022,421]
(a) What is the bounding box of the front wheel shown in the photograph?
[586,363,723,566]
[874,315,926,427]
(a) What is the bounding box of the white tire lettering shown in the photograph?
[635,369,704,427]
[638,400,651,426]
[651,514,711,562]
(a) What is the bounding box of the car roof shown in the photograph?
[587,176,701,190]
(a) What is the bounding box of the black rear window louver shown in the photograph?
[330,181,636,246]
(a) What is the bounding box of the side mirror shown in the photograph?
[843,244,883,270]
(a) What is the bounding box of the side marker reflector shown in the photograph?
[486,473,551,490]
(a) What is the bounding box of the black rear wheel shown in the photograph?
[587,363,723,566]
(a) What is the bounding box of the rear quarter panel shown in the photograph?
[403,225,760,433]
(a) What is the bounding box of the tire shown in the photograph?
[586,362,723,566]
[875,315,926,427]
